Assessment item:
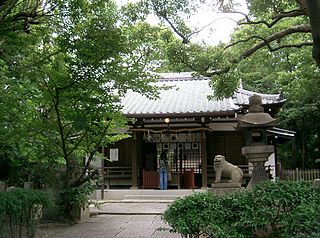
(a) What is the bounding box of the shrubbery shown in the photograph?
[161,191,219,236]
[0,188,52,238]
[162,180,320,238]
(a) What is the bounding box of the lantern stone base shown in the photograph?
[242,145,274,189]
[70,205,90,222]
[314,179,320,187]
[210,182,243,196]
[0,181,5,191]
[246,161,270,189]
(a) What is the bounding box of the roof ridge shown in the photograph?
[157,72,207,82]
[236,88,282,98]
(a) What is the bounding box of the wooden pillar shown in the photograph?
[274,140,278,178]
[131,132,138,189]
[201,131,208,188]
[292,137,297,168]
[101,147,105,199]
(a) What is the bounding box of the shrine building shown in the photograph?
[102,72,286,189]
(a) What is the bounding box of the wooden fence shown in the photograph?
[281,168,320,181]
[104,166,132,188]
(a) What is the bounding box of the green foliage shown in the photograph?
[0,142,23,182]
[59,180,96,216]
[0,189,53,238]
[277,60,320,168]
[1,0,163,219]
[235,180,318,237]
[279,192,320,238]
[246,0,299,18]
[162,181,320,237]
[143,0,205,41]
[162,191,219,237]
[225,3,318,168]
[209,70,241,99]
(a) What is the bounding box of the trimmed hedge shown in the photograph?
[162,181,320,238]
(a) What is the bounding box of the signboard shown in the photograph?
[110,148,119,161]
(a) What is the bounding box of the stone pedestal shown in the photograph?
[242,145,274,189]
[70,205,90,222]
[0,181,6,192]
[314,179,320,187]
[210,182,243,196]
[24,182,33,189]
[247,161,269,188]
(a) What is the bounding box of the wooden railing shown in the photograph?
[104,165,276,189]
[104,166,132,188]
[142,170,181,189]
[281,168,320,181]
[142,170,158,189]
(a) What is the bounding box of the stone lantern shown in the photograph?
[238,94,278,188]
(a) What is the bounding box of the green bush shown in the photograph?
[279,188,320,238]
[162,191,219,237]
[0,188,52,238]
[234,180,318,237]
[59,180,96,219]
[162,181,320,238]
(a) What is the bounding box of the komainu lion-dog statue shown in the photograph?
[213,155,243,183]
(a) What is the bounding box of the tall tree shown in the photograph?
[1,0,163,217]
[134,0,320,168]
[138,0,319,92]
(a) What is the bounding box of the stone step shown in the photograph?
[119,199,174,203]
[92,189,206,201]
[122,194,181,202]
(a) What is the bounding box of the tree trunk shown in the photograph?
[306,0,320,67]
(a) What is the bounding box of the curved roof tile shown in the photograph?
[121,73,284,117]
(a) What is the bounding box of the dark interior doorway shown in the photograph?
[143,142,157,171]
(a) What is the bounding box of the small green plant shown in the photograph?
[58,179,96,220]
[0,188,52,238]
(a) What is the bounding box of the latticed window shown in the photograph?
[156,133,202,174]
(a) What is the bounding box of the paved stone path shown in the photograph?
[36,203,181,238]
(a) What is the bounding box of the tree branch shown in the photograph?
[52,87,71,186]
[206,25,312,77]
[226,35,312,54]
[0,0,19,23]
[230,9,306,28]
[269,42,313,51]
[187,17,235,39]
[306,0,320,67]
[202,67,231,77]
[237,24,311,59]
[74,123,110,187]
[225,35,265,50]
[6,113,63,150]
[71,169,100,188]
[0,0,58,33]
[153,8,190,44]
[65,131,88,158]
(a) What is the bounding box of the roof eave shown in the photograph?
[123,110,237,119]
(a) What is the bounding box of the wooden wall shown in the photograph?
[206,131,246,166]
[104,137,133,167]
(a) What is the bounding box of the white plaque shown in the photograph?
[110,148,119,161]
